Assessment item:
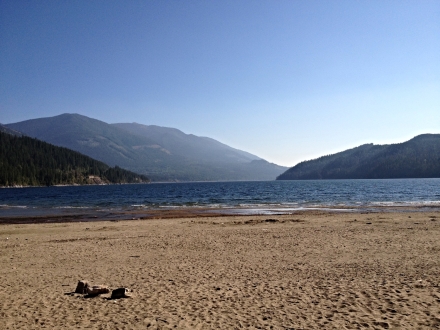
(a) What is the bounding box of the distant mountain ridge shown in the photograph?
[112,122,261,164]
[7,113,287,182]
[277,134,440,180]
[0,123,22,136]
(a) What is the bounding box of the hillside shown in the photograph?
[113,122,260,164]
[277,134,440,180]
[7,114,287,181]
[0,131,149,187]
[0,123,22,136]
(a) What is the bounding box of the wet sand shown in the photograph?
[1,211,440,329]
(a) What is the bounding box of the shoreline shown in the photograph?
[2,204,440,225]
[0,181,151,189]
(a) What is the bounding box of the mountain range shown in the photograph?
[6,114,287,182]
[277,134,440,180]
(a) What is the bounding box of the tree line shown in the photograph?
[0,132,149,187]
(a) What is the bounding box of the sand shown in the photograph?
[1,211,440,329]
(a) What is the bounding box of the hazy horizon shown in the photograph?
[4,112,440,169]
[1,1,439,167]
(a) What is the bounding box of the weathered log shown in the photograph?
[87,285,110,295]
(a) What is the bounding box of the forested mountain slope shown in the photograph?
[0,131,149,187]
[277,134,440,180]
[7,114,287,181]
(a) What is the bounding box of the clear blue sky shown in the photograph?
[1,0,439,166]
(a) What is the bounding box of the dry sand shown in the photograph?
[1,211,440,329]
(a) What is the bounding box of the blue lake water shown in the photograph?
[1,179,440,218]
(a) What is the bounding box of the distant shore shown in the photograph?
[0,181,151,189]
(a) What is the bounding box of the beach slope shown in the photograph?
[1,211,440,329]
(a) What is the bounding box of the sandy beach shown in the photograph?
[1,210,440,329]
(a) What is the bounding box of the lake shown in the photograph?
[1,179,440,218]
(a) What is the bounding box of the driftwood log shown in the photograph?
[74,280,130,298]
[87,285,110,295]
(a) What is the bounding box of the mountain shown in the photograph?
[0,131,149,187]
[6,113,169,172]
[112,123,260,164]
[277,134,440,180]
[0,123,22,136]
[6,113,287,181]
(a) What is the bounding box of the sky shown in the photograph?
[1,0,439,167]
